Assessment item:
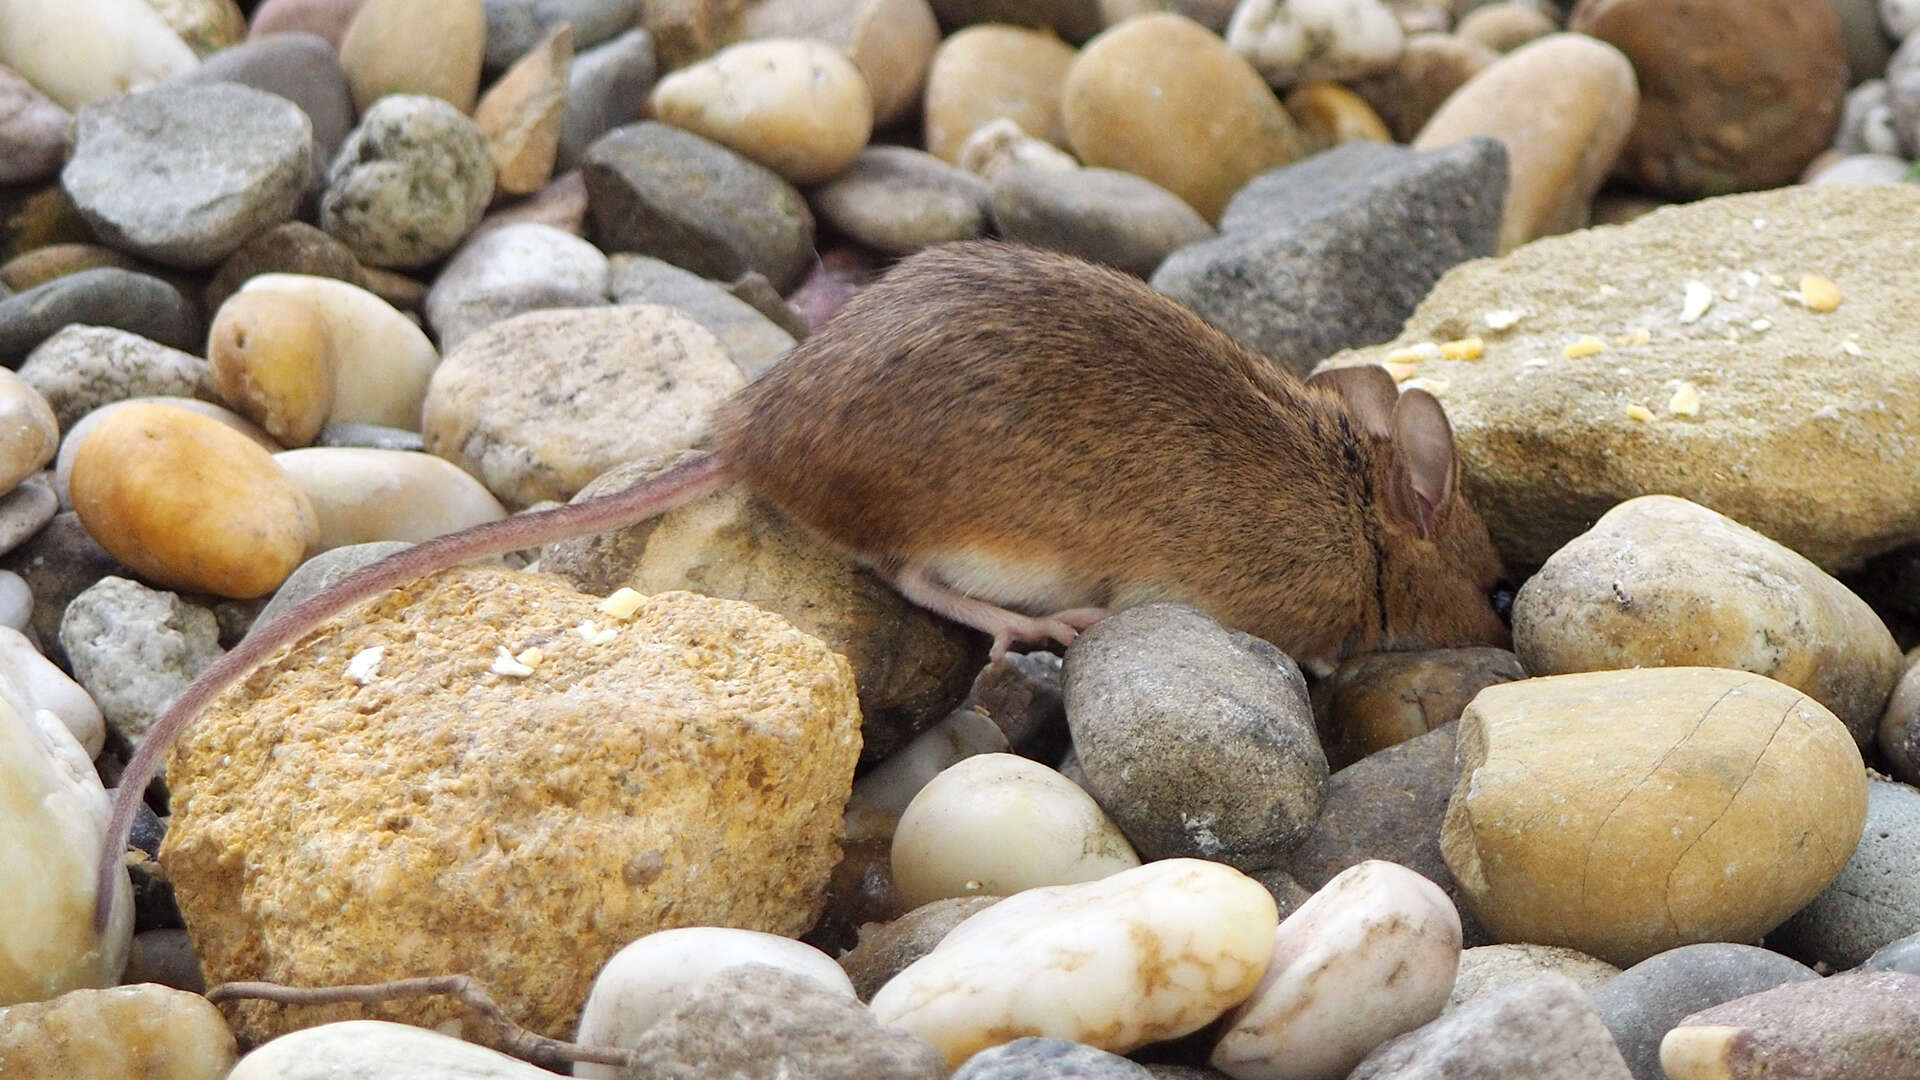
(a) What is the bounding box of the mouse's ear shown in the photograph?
[1384,388,1458,539]
[1306,364,1398,438]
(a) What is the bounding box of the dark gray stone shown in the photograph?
[960,650,1067,763]
[0,269,201,368]
[1770,779,1920,968]
[839,895,1002,1002]
[484,0,639,70]
[0,66,72,186]
[1350,973,1631,1080]
[1282,723,1491,945]
[619,965,946,1079]
[0,476,56,560]
[62,84,312,269]
[955,1038,1153,1079]
[1062,603,1326,869]
[558,29,658,173]
[991,166,1214,278]
[253,541,415,630]
[1666,971,1920,1077]
[607,254,797,380]
[0,510,124,669]
[174,32,354,163]
[1151,138,1507,375]
[812,145,991,256]
[584,121,815,291]
[1587,943,1819,1080]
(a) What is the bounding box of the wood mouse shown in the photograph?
[92,241,1511,933]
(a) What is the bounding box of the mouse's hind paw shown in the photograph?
[890,565,1109,659]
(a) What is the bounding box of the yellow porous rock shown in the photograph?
[1442,667,1867,967]
[69,402,318,598]
[161,565,862,1046]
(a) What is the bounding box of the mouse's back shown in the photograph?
[713,241,1508,663]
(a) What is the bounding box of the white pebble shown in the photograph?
[0,569,31,632]
[849,708,1009,821]
[0,625,104,758]
[890,752,1139,909]
[871,858,1280,1067]
[231,1020,550,1079]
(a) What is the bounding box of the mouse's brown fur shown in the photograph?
[717,242,1509,665]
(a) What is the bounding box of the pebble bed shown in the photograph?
[1,0,1919,1077]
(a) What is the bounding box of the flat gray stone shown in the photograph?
[991,165,1214,278]
[0,269,201,368]
[1587,943,1819,1080]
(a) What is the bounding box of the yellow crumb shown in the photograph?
[1668,382,1702,416]
[1383,359,1418,381]
[1800,275,1840,312]
[598,587,645,619]
[1440,337,1485,361]
[1564,335,1606,359]
[1625,404,1656,423]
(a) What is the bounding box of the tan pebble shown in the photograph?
[338,0,485,112]
[1063,13,1305,222]
[1800,274,1841,312]
[923,25,1078,163]
[650,38,874,185]
[473,23,572,197]
[0,243,142,292]
[207,290,338,447]
[1284,80,1393,152]
[144,0,248,56]
[1350,31,1498,142]
[954,117,1080,180]
[0,984,237,1077]
[743,0,941,129]
[0,368,60,491]
[70,403,318,598]
[1454,2,1556,52]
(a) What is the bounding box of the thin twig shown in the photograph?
[208,974,635,1071]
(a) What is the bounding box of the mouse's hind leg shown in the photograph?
[891,564,1107,659]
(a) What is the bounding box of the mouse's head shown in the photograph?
[1309,365,1513,653]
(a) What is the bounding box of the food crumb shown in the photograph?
[1440,337,1485,361]
[1564,335,1606,359]
[1668,382,1703,417]
[1483,309,1522,331]
[346,646,385,686]
[1800,274,1841,313]
[598,587,645,619]
[1679,281,1713,324]
[1626,404,1656,423]
[491,646,536,678]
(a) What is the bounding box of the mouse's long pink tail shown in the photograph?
[92,452,732,935]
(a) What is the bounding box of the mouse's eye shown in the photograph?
[1488,583,1516,623]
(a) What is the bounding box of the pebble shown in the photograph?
[1413,32,1637,251]
[0,367,58,492]
[484,0,636,71]
[1213,861,1462,1080]
[1836,80,1905,156]
[54,397,278,512]
[573,927,855,1078]
[239,272,440,432]
[583,122,816,291]
[1448,944,1619,1009]
[271,447,507,551]
[813,146,993,256]
[321,95,496,270]
[422,306,743,508]
[1063,604,1325,868]
[650,38,875,185]
[56,576,219,750]
[989,165,1214,277]
[0,568,30,630]
[580,459,984,761]
[337,0,485,113]
[171,31,354,170]
[1313,646,1524,766]
[1660,971,1920,1079]
[0,243,140,293]
[1349,31,1497,142]
[1064,14,1305,222]
[248,540,410,627]
[0,479,52,564]
[164,572,859,1045]
[605,254,797,379]
[0,983,236,1079]
[743,0,942,128]
[840,896,1002,1000]
[61,83,310,270]
[1570,0,1848,198]
[1515,495,1902,748]
[0,269,201,369]
[0,623,103,757]
[68,403,318,598]
[123,928,207,992]
[0,511,123,668]
[0,66,71,186]
[1317,184,1920,572]
[1864,929,1920,974]
[1768,778,1920,968]
[1880,661,1920,784]
[889,751,1140,908]
[929,0,1105,40]
[206,290,334,448]
[1226,0,1407,86]
[0,0,197,112]
[636,0,738,70]
[1153,137,1505,374]
[0,696,131,1004]
[923,25,1078,163]
[1889,31,1920,156]
[1443,668,1867,968]
[204,221,368,313]
[956,1038,1152,1078]
[313,422,424,452]
[871,858,1279,1067]
[556,29,658,173]
[621,965,946,1079]
[473,23,571,198]
[1586,943,1819,1080]
[848,708,1006,822]
[248,0,368,46]
[1349,973,1631,1079]
[1283,80,1394,151]
[1888,0,1920,38]
[425,222,610,349]
[1453,2,1556,50]
[228,1020,551,1080]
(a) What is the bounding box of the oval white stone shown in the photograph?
[272,446,507,552]
[229,1020,552,1079]
[241,274,441,431]
[890,751,1139,909]
[870,857,1279,1067]
[0,626,104,758]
